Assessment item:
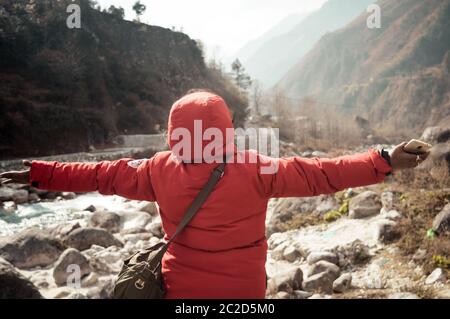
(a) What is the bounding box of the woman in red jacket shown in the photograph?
[1,91,428,299]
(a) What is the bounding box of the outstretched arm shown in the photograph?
[258,143,429,198]
[1,158,156,201]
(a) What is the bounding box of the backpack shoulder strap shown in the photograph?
[165,162,226,246]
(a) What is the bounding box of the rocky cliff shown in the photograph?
[0,0,246,159]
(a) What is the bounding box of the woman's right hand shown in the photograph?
[0,160,32,185]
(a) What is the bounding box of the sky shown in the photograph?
[96,0,327,61]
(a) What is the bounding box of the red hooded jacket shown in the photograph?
[29,92,392,299]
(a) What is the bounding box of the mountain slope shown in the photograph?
[235,13,307,64]
[278,0,450,135]
[0,0,246,158]
[242,0,374,88]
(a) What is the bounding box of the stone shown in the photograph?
[65,292,87,299]
[292,290,313,299]
[61,192,76,200]
[275,291,291,299]
[49,222,81,239]
[12,189,29,204]
[121,211,152,232]
[380,191,394,211]
[412,249,427,261]
[348,191,381,219]
[84,205,96,212]
[81,272,99,287]
[388,292,420,299]
[302,270,337,294]
[308,261,340,279]
[0,187,14,201]
[1,201,17,214]
[0,257,42,299]
[307,251,338,265]
[267,267,303,294]
[63,227,123,251]
[89,211,121,233]
[53,248,92,286]
[146,221,164,238]
[0,228,65,269]
[381,210,402,221]
[333,273,352,293]
[432,203,450,235]
[283,246,301,262]
[28,193,40,203]
[425,268,446,285]
[374,219,399,243]
[135,201,159,216]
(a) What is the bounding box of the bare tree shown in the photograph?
[251,80,262,116]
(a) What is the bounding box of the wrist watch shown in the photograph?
[379,148,393,176]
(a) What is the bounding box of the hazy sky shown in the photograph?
[96,0,327,60]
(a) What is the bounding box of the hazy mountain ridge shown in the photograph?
[0,0,246,159]
[278,0,450,135]
[241,0,375,88]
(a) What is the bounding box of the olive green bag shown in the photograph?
[113,163,226,299]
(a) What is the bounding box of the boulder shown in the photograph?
[53,248,92,286]
[275,291,291,299]
[292,290,313,299]
[0,228,65,269]
[381,210,402,221]
[63,228,123,251]
[61,192,76,200]
[374,219,399,243]
[0,257,43,299]
[89,211,121,233]
[307,251,338,265]
[12,189,29,204]
[282,246,302,262]
[267,267,303,294]
[135,201,159,216]
[49,222,81,239]
[333,273,352,293]
[121,211,152,233]
[420,126,450,144]
[0,187,15,201]
[302,270,337,294]
[308,260,340,279]
[380,191,394,212]
[146,221,164,238]
[432,203,450,235]
[348,191,381,219]
[425,268,446,285]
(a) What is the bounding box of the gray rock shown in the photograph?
[84,205,96,212]
[308,261,340,279]
[89,211,121,233]
[302,270,337,294]
[121,211,152,232]
[28,193,40,203]
[49,222,81,239]
[292,290,313,299]
[388,292,420,299]
[283,246,301,262]
[333,273,352,293]
[0,228,65,269]
[432,203,450,235]
[12,189,29,204]
[275,291,291,299]
[374,219,399,243]
[0,257,43,299]
[420,126,450,144]
[307,251,338,265]
[61,192,76,200]
[349,191,381,219]
[53,248,92,286]
[63,228,123,251]
[146,221,164,238]
[65,292,87,299]
[425,268,446,285]
[381,210,402,221]
[135,202,159,216]
[0,187,15,201]
[380,191,394,211]
[267,267,303,294]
